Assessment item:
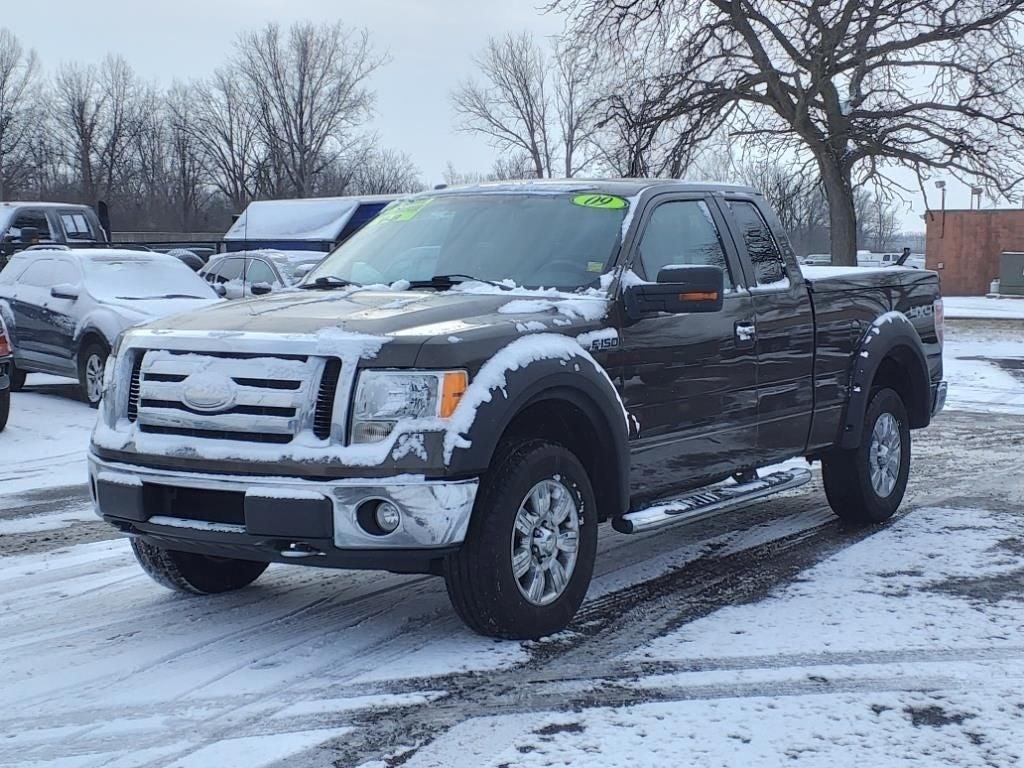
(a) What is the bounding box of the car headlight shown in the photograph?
[351,370,468,444]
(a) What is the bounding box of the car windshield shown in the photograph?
[305,192,629,290]
[84,258,218,301]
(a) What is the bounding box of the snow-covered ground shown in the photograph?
[400,510,1024,767]
[0,320,1021,766]
[0,375,94,496]
[944,295,1024,320]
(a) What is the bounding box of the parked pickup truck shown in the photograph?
[89,181,946,639]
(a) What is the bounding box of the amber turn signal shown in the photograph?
[678,291,720,302]
[440,371,469,417]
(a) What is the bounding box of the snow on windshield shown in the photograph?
[84,258,217,301]
[307,193,629,291]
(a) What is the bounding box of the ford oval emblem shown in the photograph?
[180,372,237,413]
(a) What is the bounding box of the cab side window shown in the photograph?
[7,210,53,242]
[727,200,787,286]
[638,200,732,288]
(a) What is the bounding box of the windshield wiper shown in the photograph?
[116,294,205,300]
[299,276,360,290]
[407,274,513,291]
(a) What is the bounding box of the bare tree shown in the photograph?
[0,28,39,199]
[235,22,383,198]
[169,69,261,211]
[453,33,554,178]
[560,0,1024,265]
[348,148,423,195]
[53,56,145,204]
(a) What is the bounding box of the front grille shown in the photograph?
[127,354,144,422]
[131,350,329,444]
[313,358,342,439]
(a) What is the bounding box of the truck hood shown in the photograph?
[137,287,610,340]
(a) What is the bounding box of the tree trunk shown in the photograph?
[819,158,858,267]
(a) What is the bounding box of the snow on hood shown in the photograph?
[105,296,221,321]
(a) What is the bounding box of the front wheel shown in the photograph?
[78,340,109,408]
[822,387,911,524]
[9,363,26,392]
[444,440,598,640]
[131,539,269,594]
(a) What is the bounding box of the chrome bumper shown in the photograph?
[88,453,478,550]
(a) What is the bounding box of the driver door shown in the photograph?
[610,195,761,504]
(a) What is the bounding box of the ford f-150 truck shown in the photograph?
[89,180,946,639]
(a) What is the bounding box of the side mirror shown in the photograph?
[213,284,227,298]
[623,265,724,320]
[292,263,315,281]
[50,284,80,301]
[250,282,273,296]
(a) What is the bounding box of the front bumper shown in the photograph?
[88,453,478,570]
[931,381,948,417]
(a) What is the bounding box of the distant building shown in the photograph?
[925,209,1024,295]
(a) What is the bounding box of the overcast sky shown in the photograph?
[5,0,999,233]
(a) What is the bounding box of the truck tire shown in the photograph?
[9,364,26,392]
[131,539,268,594]
[0,387,9,431]
[78,339,109,407]
[444,440,598,640]
[822,387,910,524]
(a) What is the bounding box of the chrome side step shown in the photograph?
[613,468,812,535]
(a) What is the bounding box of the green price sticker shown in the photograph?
[572,194,629,210]
[376,197,433,224]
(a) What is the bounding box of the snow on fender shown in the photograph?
[442,333,633,463]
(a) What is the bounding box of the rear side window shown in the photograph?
[18,260,55,287]
[61,213,95,240]
[727,200,787,286]
[211,258,243,283]
[638,200,732,287]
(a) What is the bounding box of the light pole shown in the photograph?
[971,186,984,210]
[935,180,946,238]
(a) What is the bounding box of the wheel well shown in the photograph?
[872,346,930,428]
[78,330,109,357]
[497,398,620,522]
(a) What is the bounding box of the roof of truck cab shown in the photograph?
[432,179,761,197]
[0,201,95,209]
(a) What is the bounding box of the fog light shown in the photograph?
[374,501,401,533]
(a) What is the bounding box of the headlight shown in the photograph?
[351,370,468,444]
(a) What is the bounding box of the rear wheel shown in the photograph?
[444,440,598,640]
[822,387,911,524]
[78,340,108,407]
[131,539,269,594]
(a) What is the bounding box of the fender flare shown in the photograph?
[444,335,632,516]
[839,312,931,449]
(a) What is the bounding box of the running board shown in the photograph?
[612,468,812,535]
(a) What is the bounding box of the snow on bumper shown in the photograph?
[87,453,478,551]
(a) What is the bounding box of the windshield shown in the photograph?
[305,193,628,290]
[84,259,218,301]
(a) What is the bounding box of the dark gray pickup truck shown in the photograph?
[89,180,945,639]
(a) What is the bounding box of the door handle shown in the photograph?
[735,321,756,349]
